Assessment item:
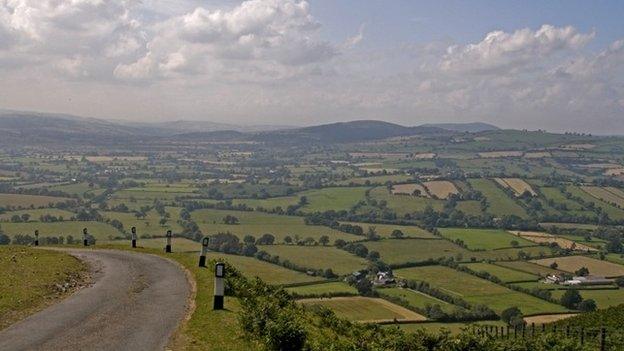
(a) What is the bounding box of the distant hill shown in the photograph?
[420,122,499,133]
[254,120,447,144]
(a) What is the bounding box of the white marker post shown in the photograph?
[131,226,137,248]
[34,230,39,246]
[213,262,225,310]
[165,230,172,253]
[198,237,209,267]
[82,228,89,247]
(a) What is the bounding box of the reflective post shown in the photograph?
[213,262,225,310]
[131,226,137,248]
[199,237,209,267]
[165,230,172,253]
[83,228,89,246]
[34,230,39,246]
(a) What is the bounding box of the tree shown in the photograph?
[334,239,346,248]
[550,262,559,269]
[21,214,30,222]
[355,278,373,296]
[366,226,380,241]
[578,299,597,312]
[501,307,523,326]
[560,289,583,309]
[510,240,519,248]
[615,277,624,287]
[0,233,9,245]
[319,235,330,246]
[284,236,293,244]
[367,251,380,261]
[390,229,404,239]
[243,235,256,244]
[257,233,276,245]
[575,267,590,277]
[298,196,308,206]
[159,217,168,226]
[223,215,240,225]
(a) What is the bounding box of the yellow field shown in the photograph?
[391,183,429,197]
[494,178,537,196]
[299,296,426,323]
[605,168,624,176]
[423,181,459,199]
[523,313,578,325]
[580,186,624,207]
[531,256,624,278]
[509,231,596,252]
[478,151,523,158]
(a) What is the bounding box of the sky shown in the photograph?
[0,0,623,133]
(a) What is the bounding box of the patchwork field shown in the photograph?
[467,179,528,218]
[191,208,357,243]
[369,186,445,215]
[531,256,624,278]
[478,151,524,158]
[566,186,624,220]
[550,289,624,309]
[422,181,459,199]
[580,186,624,208]
[394,266,569,315]
[461,262,538,283]
[257,245,368,275]
[509,231,597,252]
[439,228,534,250]
[234,187,369,213]
[0,193,72,209]
[494,178,537,197]
[286,282,357,296]
[394,266,568,315]
[363,239,467,265]
[300,296,427,322]
[339,222,436,238]
[100,208,184,236]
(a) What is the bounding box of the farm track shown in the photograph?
[0,249,190,351]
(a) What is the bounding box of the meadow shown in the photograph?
[100,207,184,236]
[378,287,459,313]
[0,193,71,209]
[550,289,624,309]
[461,262,538,283]
[0,221,123,241]
[467,179,528,218]
[0,208,75,221]
[257,245,368,275]
[531,256,624,278]
[339,221,436,238]
[299,296,427,322]
[438,228,534,250]
[394,266,568,315]
[422,180,459,199]
[286,282,357,296]
[368,186,445,215]
[566,186,624,220]
[494,260,562,276]
[191,208,357,243]
[363,239,467,265]
[234,187,369,213]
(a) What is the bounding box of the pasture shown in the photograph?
[191,208,357,243]
[0,221,123,241]
[286,282,357,297]
[363,239,467,265]
[256,245,368,275]
[509,231,597,252]
[369,186,445,215]
[299,296,427,322]
[0,193,71,209]
[531,256,624,278]
[394,266,568,315]
[234,187,369,213]
[495,260,562,276]
[438,228,534,250]
[566,186,624,220]
[422,181,459,199]
[550,289,624,309]
[580,186,624,208]
[461,262,538,283]
[467,179,528,218]
[378,287,458,313]
[100,208,184,236]
[339,221,436,238]
[494,178,537,196]
[391,183,429,197]
[0,208,75,221]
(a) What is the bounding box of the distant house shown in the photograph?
[373,271,395,286]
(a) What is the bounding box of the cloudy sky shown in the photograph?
[0,0,623,133]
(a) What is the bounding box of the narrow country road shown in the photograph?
[0,249,190,351]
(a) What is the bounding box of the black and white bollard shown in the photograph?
[165,230,172,253]
[83,228,89,247]
[34,230,39,246]
[213,262,225,310]
[198,237,209,267]
[131,226,137,248]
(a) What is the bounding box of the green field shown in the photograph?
[469,246,556,261]
[566,186,624,220]
[286,281,357,296]
[368,186,445,215]
[494,260,562,276]
[550,288,624,309]
[0,221,123,241]
[0,246,87,329]
[461,262,538,283]
[378,287,459,313]
[394,266,568,315]
[300,296,426,322]
[0,193,72,209]
[531,255,624,278]
[339,221,436,238]
[363,239,467,265]
[257,245,367,275]
[100,207,184,236]
[0,208,75,221]
[438,228,534,250]
[455,200,484,216]
[234,187,368,213]
[467,179,528,218]
[191,208,357,243]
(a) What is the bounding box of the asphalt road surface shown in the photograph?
[0,249,190,351]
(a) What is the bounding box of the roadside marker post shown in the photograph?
[199,237,209,267]
[34,230,39,246]
[131,227,137,248]
[213,262,225,310]
[165,230,172,253]
[83,228,89,247]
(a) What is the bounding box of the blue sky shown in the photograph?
[0,0,623,133]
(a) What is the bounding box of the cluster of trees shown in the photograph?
[335,241,380,261]
[560,289,597,311]
[7,234,92,245]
